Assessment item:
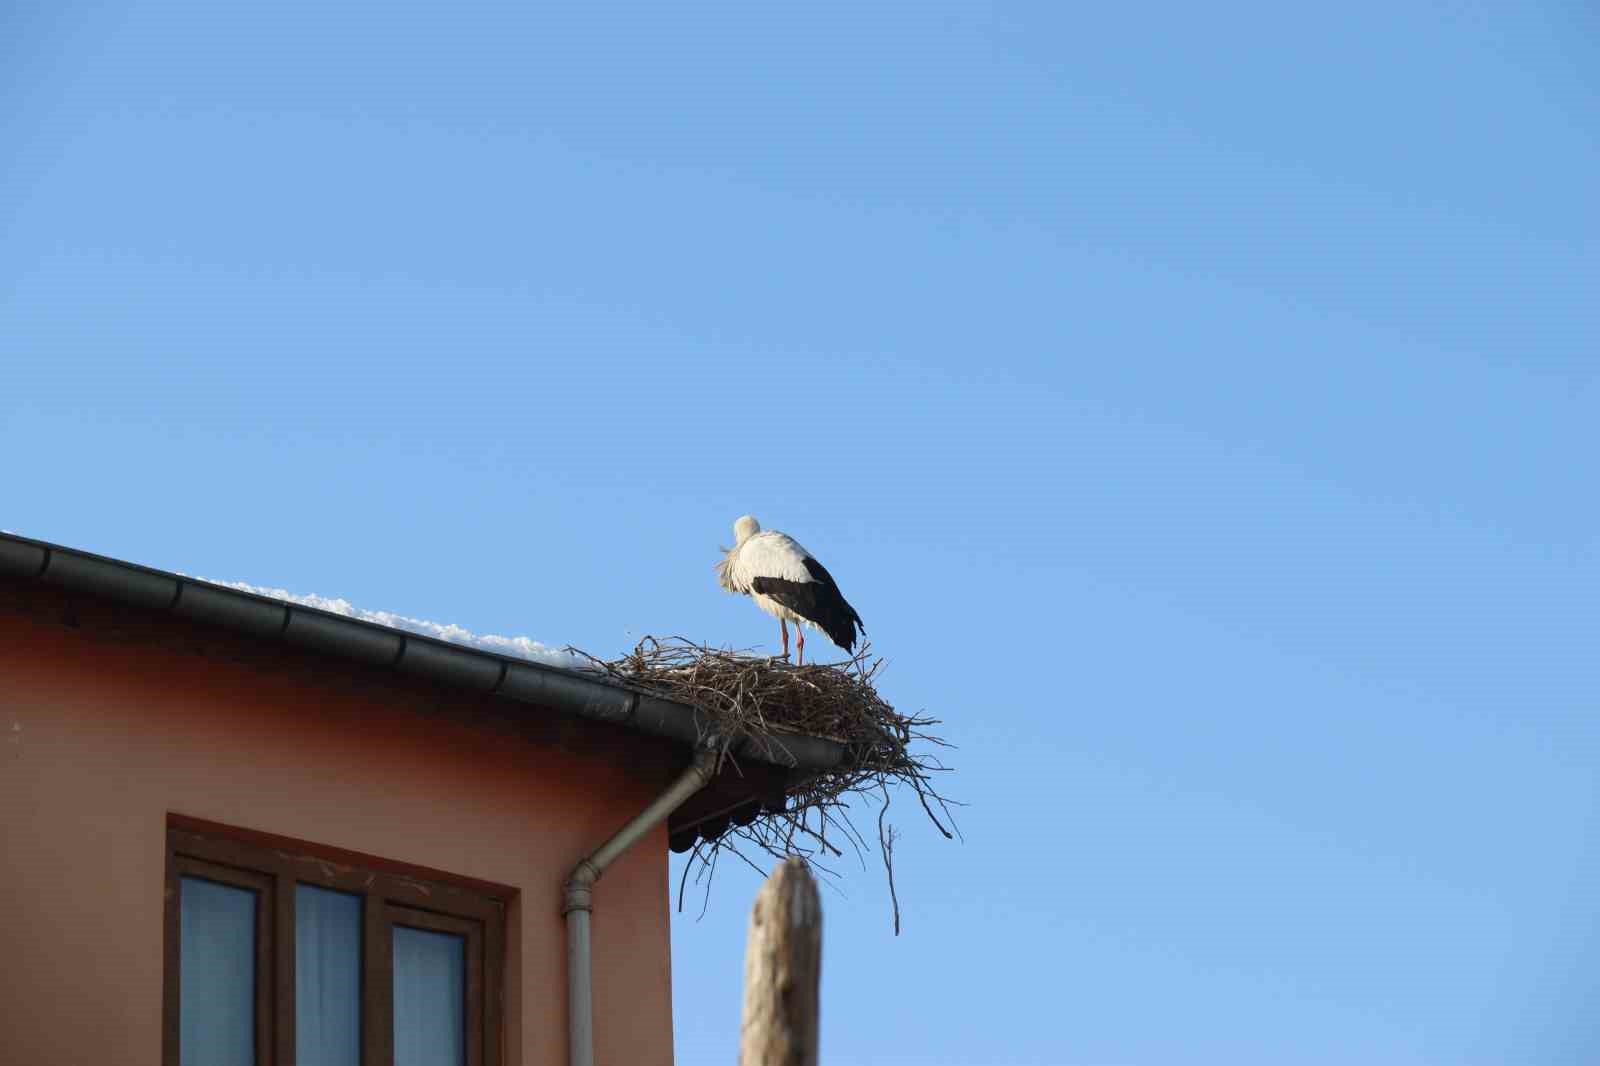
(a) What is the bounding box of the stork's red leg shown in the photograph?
[780,618,789,659]
[796,628,805,666]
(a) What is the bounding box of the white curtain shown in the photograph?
[295,884,362,1066]
[393,926,466,1066]
[179,876,256,1066]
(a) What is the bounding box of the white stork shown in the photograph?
[716,515,865,664]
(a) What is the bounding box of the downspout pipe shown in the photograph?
[563,747,719,1066]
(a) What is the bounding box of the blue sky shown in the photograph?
[4,2,1597,1063]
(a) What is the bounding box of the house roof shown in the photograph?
[0,531,846,850]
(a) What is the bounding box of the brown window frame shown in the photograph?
[163,817,506,1066]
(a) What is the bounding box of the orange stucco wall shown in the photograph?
[0,604,676,1066]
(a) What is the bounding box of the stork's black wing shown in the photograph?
[751,555,865,653]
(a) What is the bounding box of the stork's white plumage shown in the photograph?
[716,515,864,664]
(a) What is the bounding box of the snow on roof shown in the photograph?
[195,577,591,671]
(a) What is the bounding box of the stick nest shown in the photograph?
[570,636,958,932]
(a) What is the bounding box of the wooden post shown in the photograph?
[738,857,822,1066]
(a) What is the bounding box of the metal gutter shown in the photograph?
[0,532,846,772]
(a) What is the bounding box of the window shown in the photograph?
[163,820,506,1066]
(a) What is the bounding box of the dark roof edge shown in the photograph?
[0,532,845,771]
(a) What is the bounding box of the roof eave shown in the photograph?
[0,532,846,772]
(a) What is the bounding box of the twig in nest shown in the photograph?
[879,784,902,935]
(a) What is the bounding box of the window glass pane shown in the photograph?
[393,926,465,1066]
[179,876,256,1066]
[296,884,362,1066]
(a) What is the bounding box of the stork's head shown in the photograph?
[733,515,761,544]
